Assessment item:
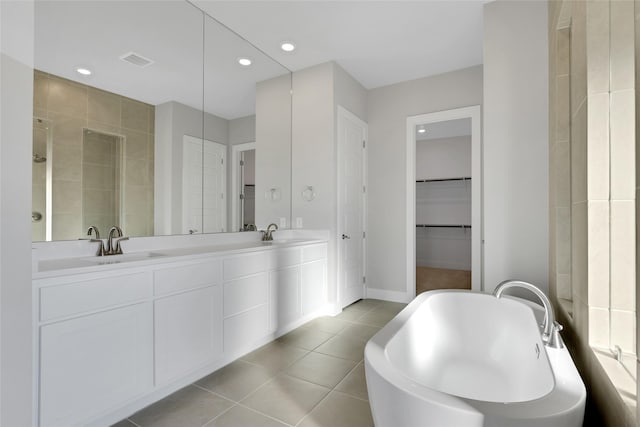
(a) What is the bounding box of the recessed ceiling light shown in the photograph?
[280,42,296,52]
[417,126,426,134]
[238,57,252,66]
[76,67,92,76]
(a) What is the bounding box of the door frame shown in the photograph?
[406,105,482,298]
[230,142,256,232]
[337,106,368,308]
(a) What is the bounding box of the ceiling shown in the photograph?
[416,117,471,141]
[35,1,485,120]
[193,0,485,89]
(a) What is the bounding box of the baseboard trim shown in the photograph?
[365,288,412,303]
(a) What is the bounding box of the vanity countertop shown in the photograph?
[34,238,326,280]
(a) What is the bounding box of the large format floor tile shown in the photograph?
[196,360,276,401]
[129,385,234,427]
[285,351,357,388]
[314,334,368,362]
[335,362,369,401]
[204,405,288,427]
[240,374,331,425]
[116,299,405,427]
[241,341,309,372]
[276,327,334,350]
[297,391,374,427]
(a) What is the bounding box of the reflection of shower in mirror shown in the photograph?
[32,117,52,241]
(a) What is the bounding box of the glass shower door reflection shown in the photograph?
[32,117,52,241]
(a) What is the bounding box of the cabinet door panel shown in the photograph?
[301,260,327,315]
[224,304,269,353]
[223,272,269,317]
[39,303,153,427]
[155,285,223,385]
[269,266,300,332]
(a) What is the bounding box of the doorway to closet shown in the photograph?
[406,106,482,298]
[415,119,472,294]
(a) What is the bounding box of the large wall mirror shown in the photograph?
[32,0,292,242]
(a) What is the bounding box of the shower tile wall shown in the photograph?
[33,70,155,240]
[82,130,120,235]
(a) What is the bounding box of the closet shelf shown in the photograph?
[416,224,471,229]
[416,177,471,183]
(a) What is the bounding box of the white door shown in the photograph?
[182,136,226,234]
[338,107,367,308]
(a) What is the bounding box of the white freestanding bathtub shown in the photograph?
[364,290,585,427]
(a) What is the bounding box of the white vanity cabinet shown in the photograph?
[36,272,154,427]
[154,261,224,386]
[33,240,329,427]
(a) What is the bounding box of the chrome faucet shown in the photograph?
[106,226,129,255]
[87,225,106,256]
[261,223,278,241]
[493,280,564,349]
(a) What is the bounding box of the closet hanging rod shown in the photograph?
[416,177,471,183]
[416,224,471,229]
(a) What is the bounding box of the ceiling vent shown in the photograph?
[119,51,154,68]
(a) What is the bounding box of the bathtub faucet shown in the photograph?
[493,280,564,349]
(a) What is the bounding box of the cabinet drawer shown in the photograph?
[154,260,222,296]
[224,272,269,318]
[302,244,327,263]
[223,252,267,280]
[267,247,301,270]
[40,272,152,322]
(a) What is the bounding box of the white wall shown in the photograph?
[229,115,255,146]
[0,1,34,425]
[366,66,483,300]
[483,0,549,294]
[291,61,367,308]
[416,135,471,180]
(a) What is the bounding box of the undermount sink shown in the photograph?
[80,252,166,265]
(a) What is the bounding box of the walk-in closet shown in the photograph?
[415,118,472,294]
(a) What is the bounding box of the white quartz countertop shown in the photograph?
[34,238,326,280]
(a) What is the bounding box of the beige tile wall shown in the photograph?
[33,71,154,240]
[549,0,637,425]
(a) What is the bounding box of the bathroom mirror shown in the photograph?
[32,0,292,241]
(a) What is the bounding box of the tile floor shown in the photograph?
[113,299,406,427]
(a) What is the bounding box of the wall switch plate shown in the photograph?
[279,217,286,228]
[295,217,303,228]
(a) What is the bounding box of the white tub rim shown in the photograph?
[364,289,587,419]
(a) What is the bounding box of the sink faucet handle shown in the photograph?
[106,226,126,255]
[113,236,129,255]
